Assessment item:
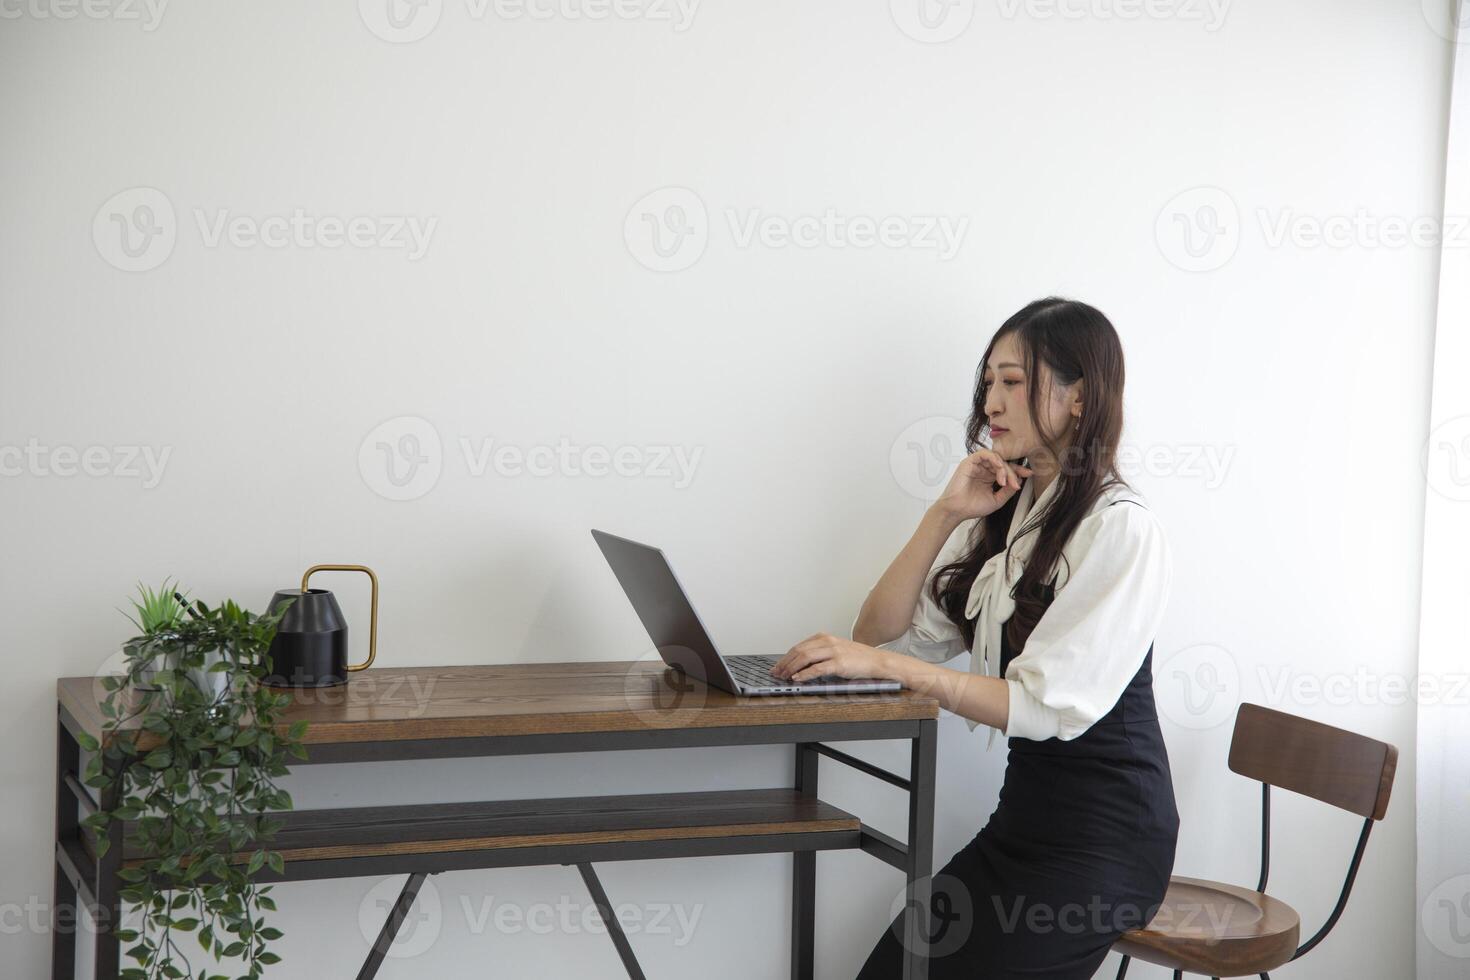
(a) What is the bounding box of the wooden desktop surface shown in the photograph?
[58,661,940,749]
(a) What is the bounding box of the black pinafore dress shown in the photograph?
[856,580,1180,979]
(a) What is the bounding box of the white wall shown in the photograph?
[0,1,1447,976]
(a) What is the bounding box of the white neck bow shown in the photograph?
[960,469,1066,745]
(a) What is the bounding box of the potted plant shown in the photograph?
[119,581,203,698]
[80,588,307,979]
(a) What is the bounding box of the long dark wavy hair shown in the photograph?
[931,297,1133,652]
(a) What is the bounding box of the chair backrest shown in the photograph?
[1228,703,1397,820]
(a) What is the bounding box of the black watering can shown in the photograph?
[263,564,379,688]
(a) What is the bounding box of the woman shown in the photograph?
[772,297,1179,978]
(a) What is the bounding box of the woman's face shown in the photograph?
[981,332,1081,464]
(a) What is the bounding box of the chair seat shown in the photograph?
[1113,875,1301,977]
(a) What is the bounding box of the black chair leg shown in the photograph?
[1172,972,1183,979]
[1115,954,1131,978]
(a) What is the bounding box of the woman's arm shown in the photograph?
[851,503,964,646]
[772,635,1012,732]
[853,448,1031,646]
[884,654,1011,732]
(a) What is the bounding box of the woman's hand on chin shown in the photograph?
[934,447,1033,521]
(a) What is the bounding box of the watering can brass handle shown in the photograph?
[301,564,379,672]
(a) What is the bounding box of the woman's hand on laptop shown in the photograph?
[771,633,897,684]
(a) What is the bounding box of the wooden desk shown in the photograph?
[54,662,940,980]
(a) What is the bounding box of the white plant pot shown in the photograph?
[135,646,231,704]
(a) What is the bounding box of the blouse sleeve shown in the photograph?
[1003,499,1173,742]
[849,518,978,665]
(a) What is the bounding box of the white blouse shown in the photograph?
[851,475,1172,750]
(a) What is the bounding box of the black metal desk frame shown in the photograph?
[54,704,938,980]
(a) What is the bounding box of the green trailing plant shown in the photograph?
[80,591,306,980]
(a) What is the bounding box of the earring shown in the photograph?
[1073,416,1080,432]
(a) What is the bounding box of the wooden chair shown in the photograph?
[1112,702,1397,979]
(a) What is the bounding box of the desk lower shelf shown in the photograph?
[78,787,863,881]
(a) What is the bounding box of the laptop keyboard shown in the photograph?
[727,655,843,688]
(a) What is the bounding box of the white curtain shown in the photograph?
[1417,4,1470,976]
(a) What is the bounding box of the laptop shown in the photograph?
[591,528,903,696]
